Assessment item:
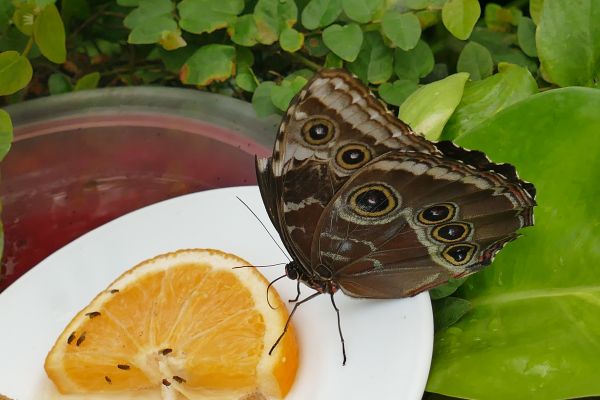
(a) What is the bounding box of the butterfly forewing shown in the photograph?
[270,69,437,264]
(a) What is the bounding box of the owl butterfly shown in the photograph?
[255,69,536,364]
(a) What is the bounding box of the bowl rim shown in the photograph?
[3,86,279,148]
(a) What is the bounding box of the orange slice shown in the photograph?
[44,249,298,399]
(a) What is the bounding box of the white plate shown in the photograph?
[0,186,433,400]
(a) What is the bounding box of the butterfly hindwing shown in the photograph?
[309,151,535,298]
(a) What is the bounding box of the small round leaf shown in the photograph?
[74,72,101,91]
[252,81,279,117]
[301,0,342,30]
[393,39,434,81]
[517,16,537,57]
[457,41,493,80]
[381,11,421,51]
[442,0,481,40]
[280,27,304,53]
[0,108,13,162]
[48,73,72,95]
[342,0,382,24]
[228,15,258,47]
[180,44,236,86]
[379,79,419,106]
[0,51,33,95]
[322,23,363,62]
[33,4,66,63]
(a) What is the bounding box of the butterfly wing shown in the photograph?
[310,150,536,298]
[256,69,437,264]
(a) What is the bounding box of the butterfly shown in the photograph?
[255,69,536,363]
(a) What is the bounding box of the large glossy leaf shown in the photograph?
[442,63,537,140]
[427,88,600,400]
[536,0,600,87]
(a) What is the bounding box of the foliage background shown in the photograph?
[1,0,599,399]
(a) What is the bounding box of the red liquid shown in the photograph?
[0,113,271,291]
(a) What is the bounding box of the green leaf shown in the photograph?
[457,41,493,80]
[442,0,481,40]
[471,28,537,72]
[0,2,14,32]
[342,0,382,24]
[48,72,72,95]
[235,66,258,92]
[404,0,434,9]
[393,39,434,81]
[304,35,329,57]
[254,0,298,45]
[33,4,66,63]
[236,46,254,69]
[178,0,244,35]
[347,32,393,84]
[252,81,279,117]
[0,109,13,162]
[0,51,32,95]
[158,45,198,72]
[517,17,537,58]
[301,0,342,30]
[74,72,100,91]
[429,278,468,300]
[427,87,600,400]
[536,0,600,87]
[228,15,258,47]
[325,52,343,68]
[12,4,35,36]
[529,0,544,25]
[484,3,522,32]
[129,17,177,44]
[159,29,187,51]
[117,0,140,6]
[398,72,469,140]
[124,0,171,28]
[279,27,304,53]
[432,297,471,332]
[378,79,418,106]
[271,76,308,111]
[381,11,421,51]
[443,63,537,140]
[180,44,236,86]
[322,23,363,62]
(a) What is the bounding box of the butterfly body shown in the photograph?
[256,69,536,300]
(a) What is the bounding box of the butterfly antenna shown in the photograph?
[232,262,287,269]
[269,291,321,356]
[330,293,347,366]
[236,196,291,262]
[266,274,287,309]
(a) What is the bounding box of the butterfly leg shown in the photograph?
[289,280,302,303]
[330,293,347,366]
[269,291,321,356]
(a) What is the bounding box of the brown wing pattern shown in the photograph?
[266,69,437,264]
[310,151,535,298]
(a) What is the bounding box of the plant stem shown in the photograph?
[22,37,34,57]
[288,52,322,71]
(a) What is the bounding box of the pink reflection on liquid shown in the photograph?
[0,113,271,291]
